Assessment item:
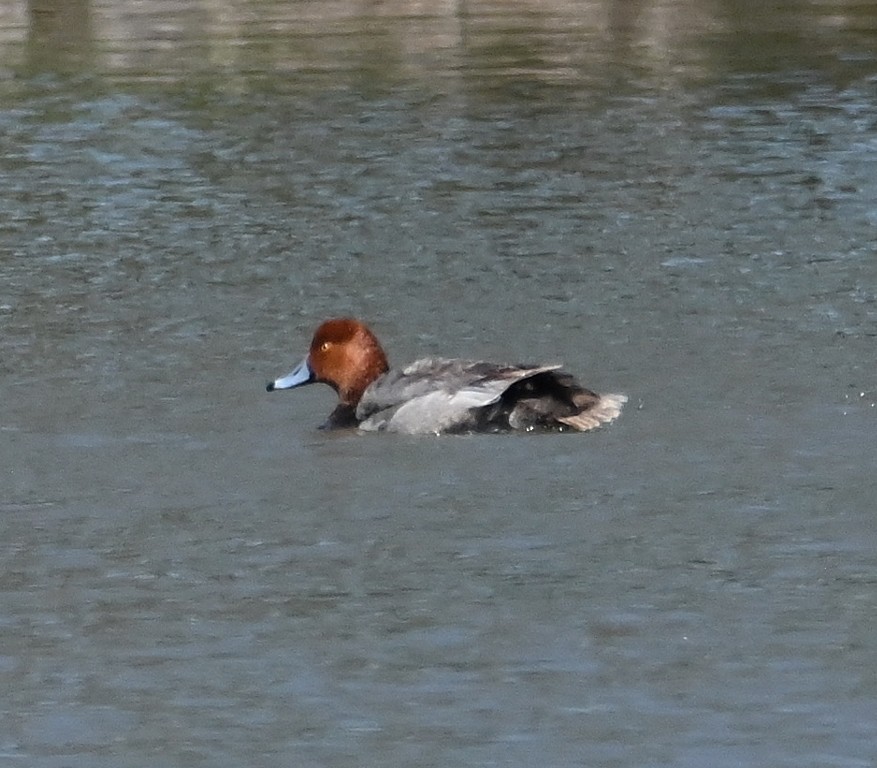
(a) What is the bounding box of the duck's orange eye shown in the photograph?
[320,341,331,352]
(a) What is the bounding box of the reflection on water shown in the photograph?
[2,1,877,767]
[2,0,876,90]
[26,0,93,72]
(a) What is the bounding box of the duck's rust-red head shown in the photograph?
[267,318,389,407]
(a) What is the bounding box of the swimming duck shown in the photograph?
[267,318,626,434]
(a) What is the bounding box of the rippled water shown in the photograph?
[2,1,877,766]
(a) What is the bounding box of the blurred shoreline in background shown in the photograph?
[1,0,874,89]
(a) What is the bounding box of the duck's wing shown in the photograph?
[357,359,562,434]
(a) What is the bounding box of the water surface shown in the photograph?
[2,1,876,766]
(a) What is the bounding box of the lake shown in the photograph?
[1,1,876,766]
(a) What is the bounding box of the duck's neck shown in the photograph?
[339,330,389,407]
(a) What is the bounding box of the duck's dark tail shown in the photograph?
[558,392,627,431]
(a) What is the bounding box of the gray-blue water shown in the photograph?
[2,1,876,766]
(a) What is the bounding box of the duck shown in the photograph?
[266,318,626,434]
